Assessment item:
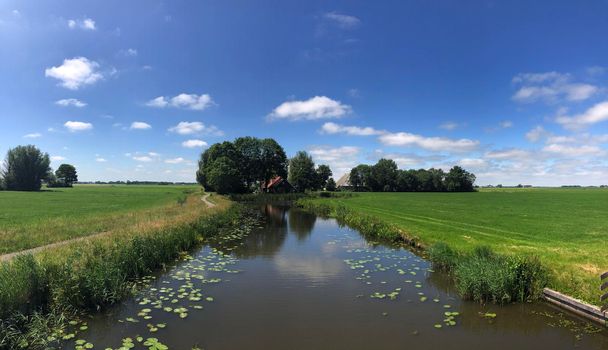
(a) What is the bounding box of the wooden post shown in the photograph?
[602,272,608,313]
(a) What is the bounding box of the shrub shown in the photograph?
[428,242,460,271]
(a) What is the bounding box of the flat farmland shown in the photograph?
[317,188,608,304]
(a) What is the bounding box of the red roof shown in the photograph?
[264,176,284,189]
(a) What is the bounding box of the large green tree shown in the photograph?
[349,164,372,191]
[259,138,288,187]
[1,145,51,191]
[371,158,398,191]
[445,166,476,192]
[288,151,317,192]
[315,164,332,190]
[55,164,78,187]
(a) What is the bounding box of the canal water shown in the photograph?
[66,205,608,349]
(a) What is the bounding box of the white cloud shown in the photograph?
[268,96,351,121]
[458,158,488,169]
[308,146,360,178]
[133,156,153,162]
[146,93,214,111]
[323,12,361,29]
[130,121,152,130]
[439,122,459,130]
[320,122,382,136]
[512,71,597,103]
[50,156,66,162]
[95,157,107,162]
[55,98,87,107]
[45,57,103,90]
[484,149,531,160]
[525,125,547,142]
[555,101,608,130]
[68,18,96,30]
[182,139,208,148]
[542,144,604,157]
[164,157,185,164]
[378,132,479,152]
[64,121,93,132]
[168,121,223,136]
[23,132,42,138]
[118,48,137,57]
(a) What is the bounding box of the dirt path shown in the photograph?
[1,194,217,263]
[0,231,110,262]
[201,193,216,207]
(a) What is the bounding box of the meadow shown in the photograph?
[0,184,200,255]
[302,188,608,305]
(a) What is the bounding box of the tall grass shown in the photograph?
[0,200,245,349]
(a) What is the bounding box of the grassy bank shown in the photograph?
[0,190,243,349]
[0,184,201,255]
[297,188,607,305]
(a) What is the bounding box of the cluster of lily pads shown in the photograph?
[59,216,261,350]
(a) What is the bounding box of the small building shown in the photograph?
[336,173,353,191]
[262,176,294,193]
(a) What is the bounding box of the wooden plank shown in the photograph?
[542,288,607,325]
[602,304,608,313]
[602,271,608,280]
[602,281,608,291]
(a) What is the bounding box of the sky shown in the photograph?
[1,1,608,186]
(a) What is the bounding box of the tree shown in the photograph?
[371,158,398,191]
[349,164,372,191]
[206,156,243,194]
[1,145,50,191]
[325,177,337,192]
[55,164,78,187]
[445,166,476,192]
[315,164,332,190]
[288,151,317,192]
[396,169,419,191]
[259,138,288,187]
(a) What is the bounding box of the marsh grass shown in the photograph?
[0,192,243,349]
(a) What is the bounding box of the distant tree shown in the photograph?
[349,164,372,191]
[55,164,78,187]
[371,158,398,191]
[445,166,476,192]
[288,151,317,192]
[325,177,337,191]
[396,169,419,191]
[1,145,50,191]
[315,164,332,190]
[259,138,288,187]
[428,168,446,192]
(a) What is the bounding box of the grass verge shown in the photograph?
[0,193,245,349]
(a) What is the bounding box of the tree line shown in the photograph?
[349,159,476,192]
[196,137,334,194]
[0,145,78,191]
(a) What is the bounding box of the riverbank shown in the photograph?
[0,191,246,349]
[296,189,607,308]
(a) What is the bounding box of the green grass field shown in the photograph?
[315,188,608,304]
[0,184,200,254]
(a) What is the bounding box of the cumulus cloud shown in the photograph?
[164,157,185,164]
[68,18,96,30]
[308,145,360,178]
[525,125,548,142]
[499,120,513,128]
[64,121,93,132]
[320,122,383,136]
[439,122,459,130]
[182,139,208,148]
[555,101,608,130]
[130,121,152,130]
[484,149,531,160]
[95,157,107,162]
[323,12,361,29]
[23,132,42,138]
[146,93,214,111]
[55,98,87,107]
[45,57,103,90]
[168,121,223,136]
[132,156,152,162]
[512,71,597,103]
[268,96,351,121]
[542,144,604,157]
[50,156,66,162]
[378,132,479,152]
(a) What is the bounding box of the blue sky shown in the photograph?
[1,1,608,185]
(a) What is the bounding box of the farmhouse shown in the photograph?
[262,176,294,193]
[336,173,353,191]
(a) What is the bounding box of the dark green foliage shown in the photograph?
[54,164,78,187]
[1,145,51,191]
[325,178,337,191]
[288,151,317,192]
[197,137,288,194]
[315,164,332,190]
[349,158,475,192]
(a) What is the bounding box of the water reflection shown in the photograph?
[289,209,316,241]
